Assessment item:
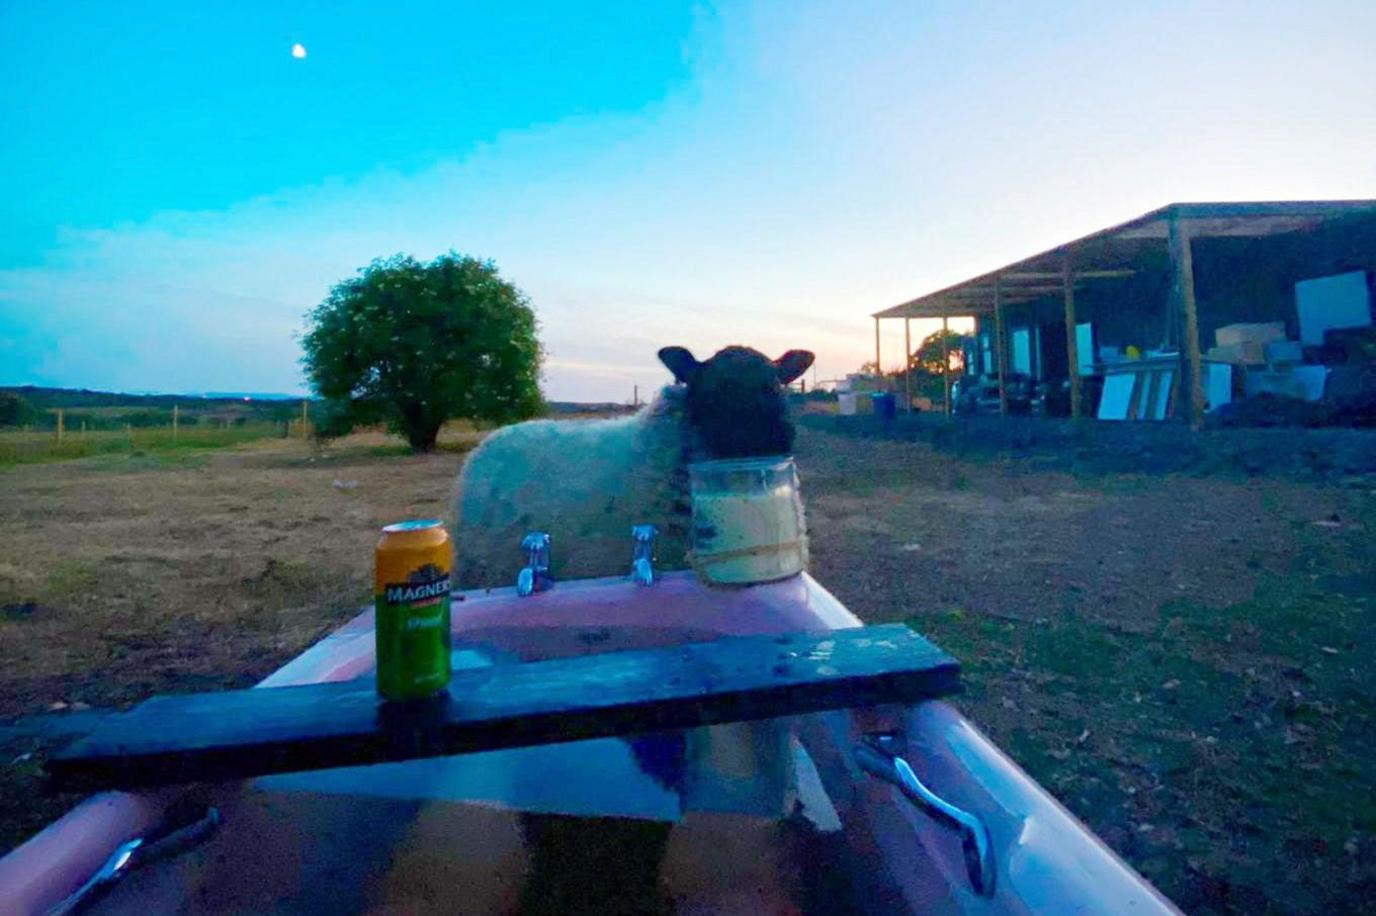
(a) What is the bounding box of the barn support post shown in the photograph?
[941,313,951,417]
[1168,214,1205,429]
[994,276,1009,415]
[903,317,912,412]
[874,317,881,378]
[1063,257,1081,418]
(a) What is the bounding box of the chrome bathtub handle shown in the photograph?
[46,807,220,915]
[855,734,995,897]
[46,839,142,916]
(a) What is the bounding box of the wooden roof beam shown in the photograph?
[874,303,993,319]
[1001,269,1136,281]
[938,286,1067,297]
[1114,214,1337,240]
[875,270,1138,316]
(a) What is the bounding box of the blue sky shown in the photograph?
[3,1,1375,400]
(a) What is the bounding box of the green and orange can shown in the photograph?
[375,519,452,701]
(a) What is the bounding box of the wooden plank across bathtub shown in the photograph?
[48,623,959,792]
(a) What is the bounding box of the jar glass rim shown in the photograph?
[688,455,794,474]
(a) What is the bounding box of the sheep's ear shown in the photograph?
[658,346,700,383]
[774,350,815,384]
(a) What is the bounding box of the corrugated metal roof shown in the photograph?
[873,200,1376,319]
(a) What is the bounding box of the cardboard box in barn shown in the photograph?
[1215,322,1286,348]
[1206,342,1267,365]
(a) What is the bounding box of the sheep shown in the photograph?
[453,344,815,588]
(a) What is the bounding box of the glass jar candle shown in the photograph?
[688,456,806,585]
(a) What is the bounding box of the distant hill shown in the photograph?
[2,386,308,411]
[0,386,305,430]
[2,386,636,429]
[546,401,637,416]
[198,392,301,401]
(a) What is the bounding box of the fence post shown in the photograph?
[56,409,64,443]
[173,404,179,443]
[301,400,309,438]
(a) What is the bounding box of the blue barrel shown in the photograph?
[871,391,897,419]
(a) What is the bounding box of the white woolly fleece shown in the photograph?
[453,390,692,588]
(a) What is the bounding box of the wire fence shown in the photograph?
[0,420,300,467]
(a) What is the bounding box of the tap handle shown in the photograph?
[521,531,551,569]
[517,531,551,596]
[630,524,656,585]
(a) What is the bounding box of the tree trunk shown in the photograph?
[405,419,441,453]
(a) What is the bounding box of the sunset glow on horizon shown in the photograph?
[2,1,1373,400]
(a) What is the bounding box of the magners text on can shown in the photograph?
[375,519,452,701]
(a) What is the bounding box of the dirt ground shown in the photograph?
[796,427,1375,914]
[2,425,1372,913]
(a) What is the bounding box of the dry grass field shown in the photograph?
[1,423,1372,913]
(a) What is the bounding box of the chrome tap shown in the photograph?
[630,524,657,585]
[516,531,552,596]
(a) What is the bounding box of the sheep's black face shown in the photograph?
[658,345,815,459]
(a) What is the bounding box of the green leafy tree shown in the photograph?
[302,253,543,451]
[904,329,966,400]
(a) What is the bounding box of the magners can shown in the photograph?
[375,519,452,701]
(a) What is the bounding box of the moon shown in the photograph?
[291,43,307,59]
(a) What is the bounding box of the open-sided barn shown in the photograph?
[873,200,1376,427]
